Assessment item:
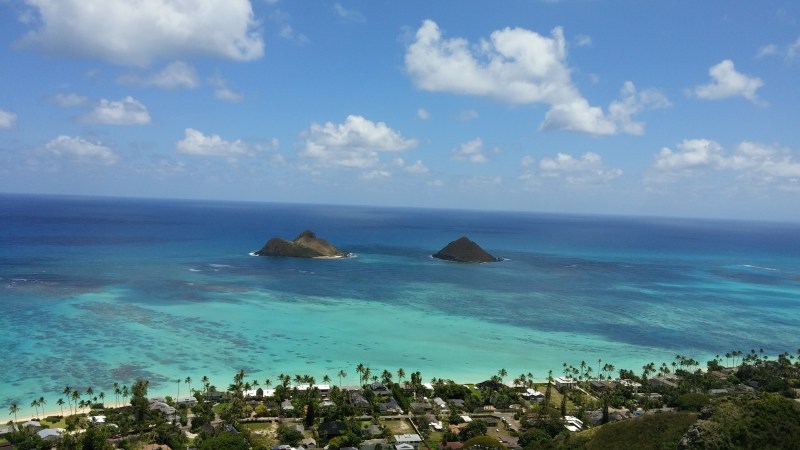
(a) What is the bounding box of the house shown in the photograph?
[37,428,62,441]
[410,401,431,411]
[522,388,545,402]
[89,415,106,424]
[554,377,577,390]
[22,421,41,430]
[281,399,294,411]
[360,438,389,450]
[319,421,347,439]
[364,425,383,438]
[589,381,613,392]
[175,396,198,407]
[351,392,370,408]
[649,377,678,389]
[302,438,317,448]
[460,415,472,423]
[429,421,443,431]
[450,399,465,409]
[440,442,463,450]
[394,434,422,449]
[395,444,415,450]
[432,397,447,409]
[563,415,584,432]
[369,382,391,395]
[149,400,176,416]
[379,398,403,414]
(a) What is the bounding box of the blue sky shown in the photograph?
[1,1,799,221]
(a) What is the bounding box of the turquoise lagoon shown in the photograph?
[2,194,799,416]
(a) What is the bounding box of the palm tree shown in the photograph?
[176,378,182,402]
[497,368,507,383]
[98,392,105,406]
[397,368,406,387]
[381,369,392,385]
[113,383,121,407]
[201,376,210,397]
[57,398,65,416]
[322,374,332,385]
[337,370,347,387]
[31,399,39,418]
[355,364,365,385]
[122,385,130,405]
[185,377,192,396]
[38,397,47,417]
[71,390,80,415]
[8,402,20,422]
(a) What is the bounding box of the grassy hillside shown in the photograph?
[554,412,698,450]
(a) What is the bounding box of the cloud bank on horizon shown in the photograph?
[1,0,799,221]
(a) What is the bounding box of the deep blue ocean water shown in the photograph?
[2,194,799,415]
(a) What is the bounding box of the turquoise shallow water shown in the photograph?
[2,194,800,416]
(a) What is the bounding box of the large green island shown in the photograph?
[254,230,349,258]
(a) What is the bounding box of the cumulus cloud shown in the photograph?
[404,20,667,135]
[648,139,800,187]
[16,0,264,66]
[403,160,430,174]
[118,61,200,89]
[416,108,430,120]
[692,60,764,104]
[45,135,118,164]
[538,152,622,184]
[52,93,88,107]
[0,108,18,129]
[451,138,488,163]
[300,115,417,168]
[82,96,151,125]
[360,170,390,180]
[176,128,268,157]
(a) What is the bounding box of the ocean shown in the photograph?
[2,194,799,415]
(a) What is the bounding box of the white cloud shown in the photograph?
[403,160,430,174]
[653,139,726,172]
[17,0,264,66]
[416,108,430,120]
[451,138,488,163]
[0,108,18,129]
[538,152,622,184]
[405,20,666,135]
[360,170,391,180]
[648,139,800,187]
[176,128,264,157]
[757,36,800,62]
[607,81,671,135]
[692,60,764,103]
[52,93,88,107]
[333,3,365,23]
[45,135,118,164]
[278,24,309,44]
[118,61,200,89]
[82,96,151,125]
[300,115,417,168]
[209,74,243,102]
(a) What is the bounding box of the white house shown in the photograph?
[554,377,577,390]
[394,434,422,449]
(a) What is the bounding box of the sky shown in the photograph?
[1,1,799,221]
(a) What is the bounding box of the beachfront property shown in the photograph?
[522,388,545,402]
[554,376,577,390]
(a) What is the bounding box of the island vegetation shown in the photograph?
[4,348,800,450]
[254,230,349,258]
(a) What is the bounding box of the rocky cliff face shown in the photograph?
[432,236,500,263]
[255,230,349,258]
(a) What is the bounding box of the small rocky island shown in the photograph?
[432,236,501,263]
[254,230,349,258]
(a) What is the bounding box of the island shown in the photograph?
[253,230,349,258]
[432,236,501,263]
